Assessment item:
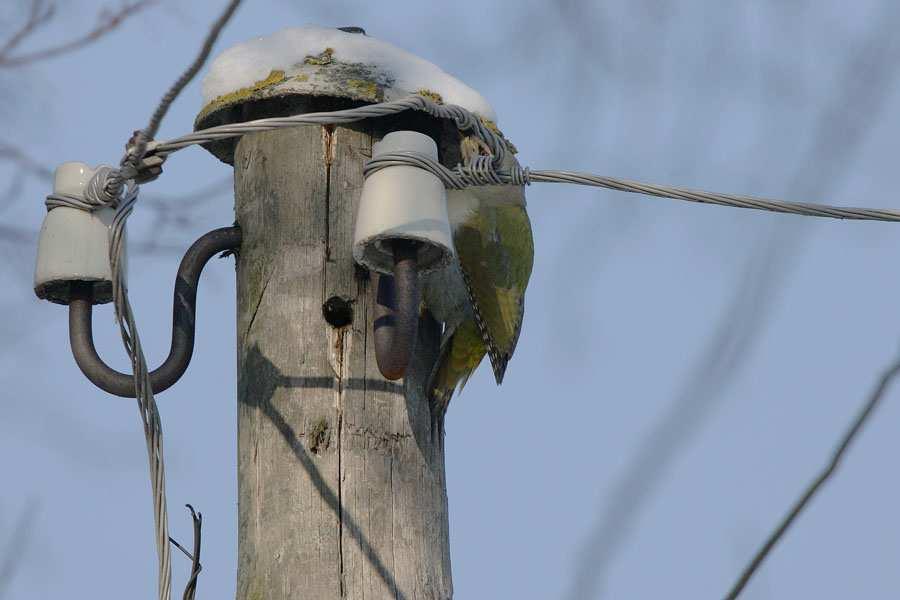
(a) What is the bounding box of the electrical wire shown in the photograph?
[146,95,900,223]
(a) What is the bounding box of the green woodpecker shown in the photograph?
[423,136,534,429]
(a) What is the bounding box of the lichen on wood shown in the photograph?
[303,47,334,65]
[308,417,331,454]
[197,69,288,124]
[196,58,393,132]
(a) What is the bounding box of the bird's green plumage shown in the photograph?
[454,204,534,382]
[426,141,535,427]
[428,318,486,429]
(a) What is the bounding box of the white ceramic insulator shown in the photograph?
[34,162,123,305]
[353,131,454,274]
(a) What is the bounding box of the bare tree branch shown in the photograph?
[0,136,231,250]
[137,0,242,152]
[0,171,26,214]
[0,0,158,68]
[724,355,900,599]
[0,501,39,599]
[0,224,31,244]
[0,139,52,180]
[0,0,54,62]
[564,241,786,600]
[567,2,900,597]
[169,504,202,600]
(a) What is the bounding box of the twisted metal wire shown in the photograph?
[142,0,243,148]
[46,169,171,599]
[150,95,900,222]
[525,170,900,221]
[154,95,513,165]
[46,2,244,599]
[99,3,244,598]
[365,149,900,221]
[50,38,900,600]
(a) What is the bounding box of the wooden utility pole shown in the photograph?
[223,101,458,598]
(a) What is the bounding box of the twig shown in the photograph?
[135,0,243,158]
[0,138,229,250]
[0,0,54,62]
[564,243,783,600]
[167,537,192,561]
[0,0,158,68]
[566,3,900,596]
[0,138,232,209]
[0,141,53,180]
[0,172,26,215]
[724,356,900,599]
[141,177,232,215]
[110,3,243,599]
[0,224,33,244]
[0,500,40,599]
[168,505,203,600]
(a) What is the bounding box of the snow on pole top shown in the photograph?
[199,26,497,123]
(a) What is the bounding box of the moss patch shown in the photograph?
[415,88,444,104]
[411,90,518,155]
[308,417,331,454]
[345,78,380,100]
[197,69,288,122]
[480,118,518,154]
[304,47,335,65]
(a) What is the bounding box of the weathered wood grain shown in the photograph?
[235,119,451,600]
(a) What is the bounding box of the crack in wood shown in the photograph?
[244,267,272,342]
[323,125,335,263]
[345,423,412,452]
[321,122,347,597]
[322,125,337,167]
[235,116,450,600]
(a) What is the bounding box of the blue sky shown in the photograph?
[2,1,900,598]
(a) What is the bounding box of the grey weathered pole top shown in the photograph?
[193,25,498,165]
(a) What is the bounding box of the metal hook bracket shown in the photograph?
[68,225,242,397]
[373,239,421,380]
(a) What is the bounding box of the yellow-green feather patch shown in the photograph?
[453,204,534,381]
[428,319,486,429]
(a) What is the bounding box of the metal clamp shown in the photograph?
[68,226,242,397]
